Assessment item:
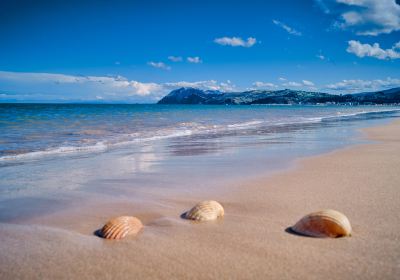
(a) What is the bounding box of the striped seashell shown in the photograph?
[185,200,224,221]
[291,209,352,238]
[100,216,143,240]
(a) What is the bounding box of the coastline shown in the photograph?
[1,120,400,279]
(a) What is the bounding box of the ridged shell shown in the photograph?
[185,200,224,221]
[100,216,143,240]
[291,209,352,238]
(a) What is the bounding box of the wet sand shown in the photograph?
[1,120,400,279]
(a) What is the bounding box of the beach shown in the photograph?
[0,118,399,279]
[2,0,400,278]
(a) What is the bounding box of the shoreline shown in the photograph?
[1,120,400,279]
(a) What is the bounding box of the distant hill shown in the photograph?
[157,87,400,105]
[157,87,222,104]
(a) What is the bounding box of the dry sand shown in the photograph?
[1,120,400,279]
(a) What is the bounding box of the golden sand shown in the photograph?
[1,121,399,279]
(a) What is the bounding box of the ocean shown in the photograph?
[0,104,400,218]
[1,104,400,161]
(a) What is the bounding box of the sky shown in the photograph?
[0,0,400,103]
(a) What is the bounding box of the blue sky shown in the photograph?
[1,0,400,102]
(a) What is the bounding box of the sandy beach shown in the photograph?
[1,120,399,279]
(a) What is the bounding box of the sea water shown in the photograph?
[0,104,399,221]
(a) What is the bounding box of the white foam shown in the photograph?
[227,120,264,129]
[0,142,108,161]
[1,107,399,162]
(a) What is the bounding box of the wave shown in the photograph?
[1,108,399,162]
[0,142,108,161]
[227,120,264,129]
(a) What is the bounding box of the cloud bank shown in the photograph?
[325,77,400,92]
[0,71,399,102]
[282,80,316,88]
[252,81,278,89]
[0,71,236,102]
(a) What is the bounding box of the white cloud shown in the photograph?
[346,40,400,60]
[325,77,400,92]
[0,71,238,102]
[164,80,236,92]
[2,71,398,102]
[0,71,165,102]
[187,56,202,63]
[214,37,257,47]
[317,0,400,36]
[272,20,302,36]
[252,81,278,88]
[283,81,303,87]
[278,77,287,81]
[281,80,315,88]
[167,56,183,62]
[302,80,315,86]
[147,61,171,70]
[128,80,163,96]
[0,71,81,83]
[316,54,326,60]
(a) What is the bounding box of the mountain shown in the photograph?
[344,87,400,104]
[157,87,400,105]
[157,87,222,104]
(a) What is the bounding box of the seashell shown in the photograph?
[185,200,224,221]
[291,209,352,238]
[100,216,143,240]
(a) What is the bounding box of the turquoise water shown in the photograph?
[1,104,400,161]
[0,104,399,217]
